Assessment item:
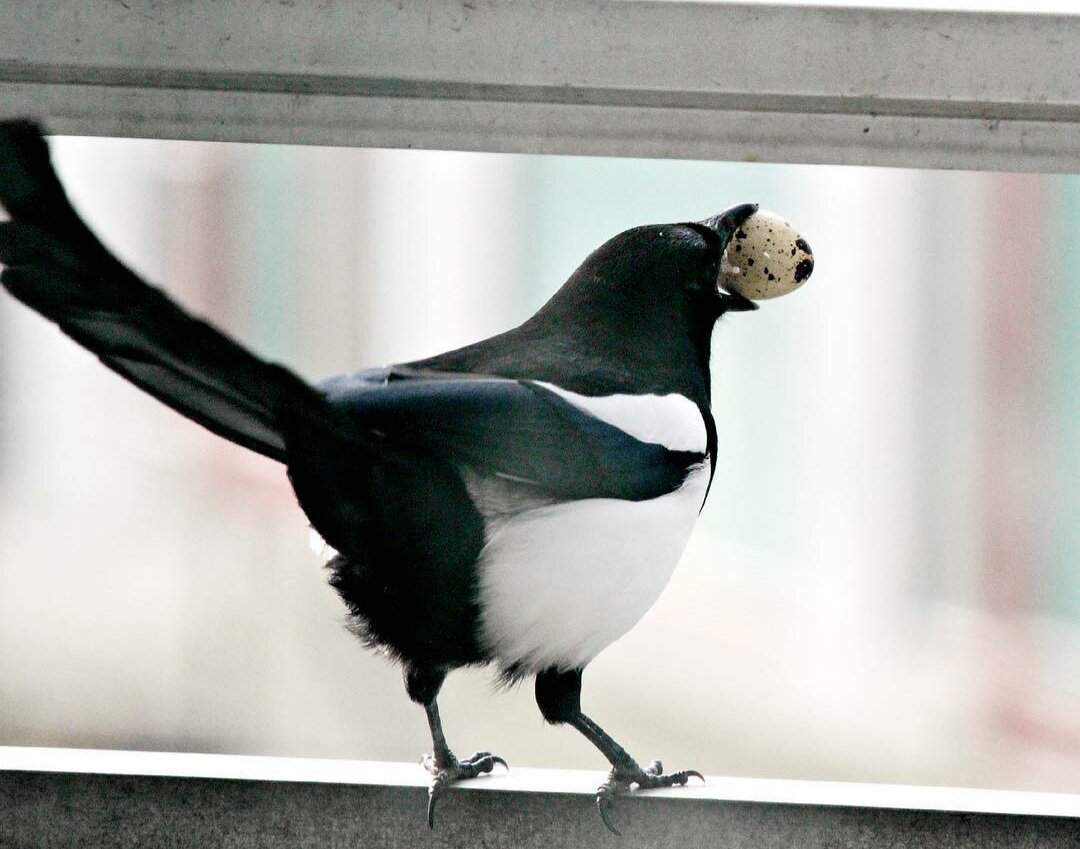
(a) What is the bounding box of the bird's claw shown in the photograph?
[422,751,509,828]
[596,783,622,836]
[594,761,706,835]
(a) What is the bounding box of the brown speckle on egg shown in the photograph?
[794,257,814,283]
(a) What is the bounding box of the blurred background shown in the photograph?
[0,135,1077,796]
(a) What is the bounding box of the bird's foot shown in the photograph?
[422,750,508,828]
[595,759,704,835]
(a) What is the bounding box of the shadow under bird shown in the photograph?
[0,120,812,833]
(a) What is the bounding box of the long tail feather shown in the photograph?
[0,120,327,463]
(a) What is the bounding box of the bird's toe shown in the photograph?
[592,760,705,833]
[422,750,510,828]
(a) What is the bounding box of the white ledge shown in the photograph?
[4,746,1080,817]
[2,746,1080,818]
[6,743,1080,803]
[1,0,1079,171]
[5,745,1080,849]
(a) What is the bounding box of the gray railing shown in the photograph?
[3,747,1080,847]
[1,0,1079,172]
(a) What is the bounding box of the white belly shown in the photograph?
[475,463,709,672]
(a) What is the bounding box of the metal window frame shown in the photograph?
[1,0,1079,172]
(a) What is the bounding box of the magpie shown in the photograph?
[0,120,798,832]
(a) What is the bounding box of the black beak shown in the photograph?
[699,203,758,248]
[699,203,760,313]
[718,289,759,312]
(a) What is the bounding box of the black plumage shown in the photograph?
[0,119,775,833]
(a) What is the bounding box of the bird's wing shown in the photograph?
[319,369,707,503]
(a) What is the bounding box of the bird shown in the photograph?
[0,119,808,832]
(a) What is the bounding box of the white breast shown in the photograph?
[475,462,709,672]
[473,388,710,673]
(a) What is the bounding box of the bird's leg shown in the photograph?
[421,699,508,827]
[406,666,507,828]
[535,667,703,835]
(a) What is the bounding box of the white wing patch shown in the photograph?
[536,383,707,452]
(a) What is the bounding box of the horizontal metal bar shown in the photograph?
[3,748,1080,847]
[1,1,1079,172]
[4,61,1080,125]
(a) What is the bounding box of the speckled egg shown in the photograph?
[719,210,814,300]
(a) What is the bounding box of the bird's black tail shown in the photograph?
[0,120,330,463]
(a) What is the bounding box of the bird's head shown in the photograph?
[531,202,778,346]
[440,203,812,403]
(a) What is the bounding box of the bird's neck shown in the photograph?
[411,313,714,408]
